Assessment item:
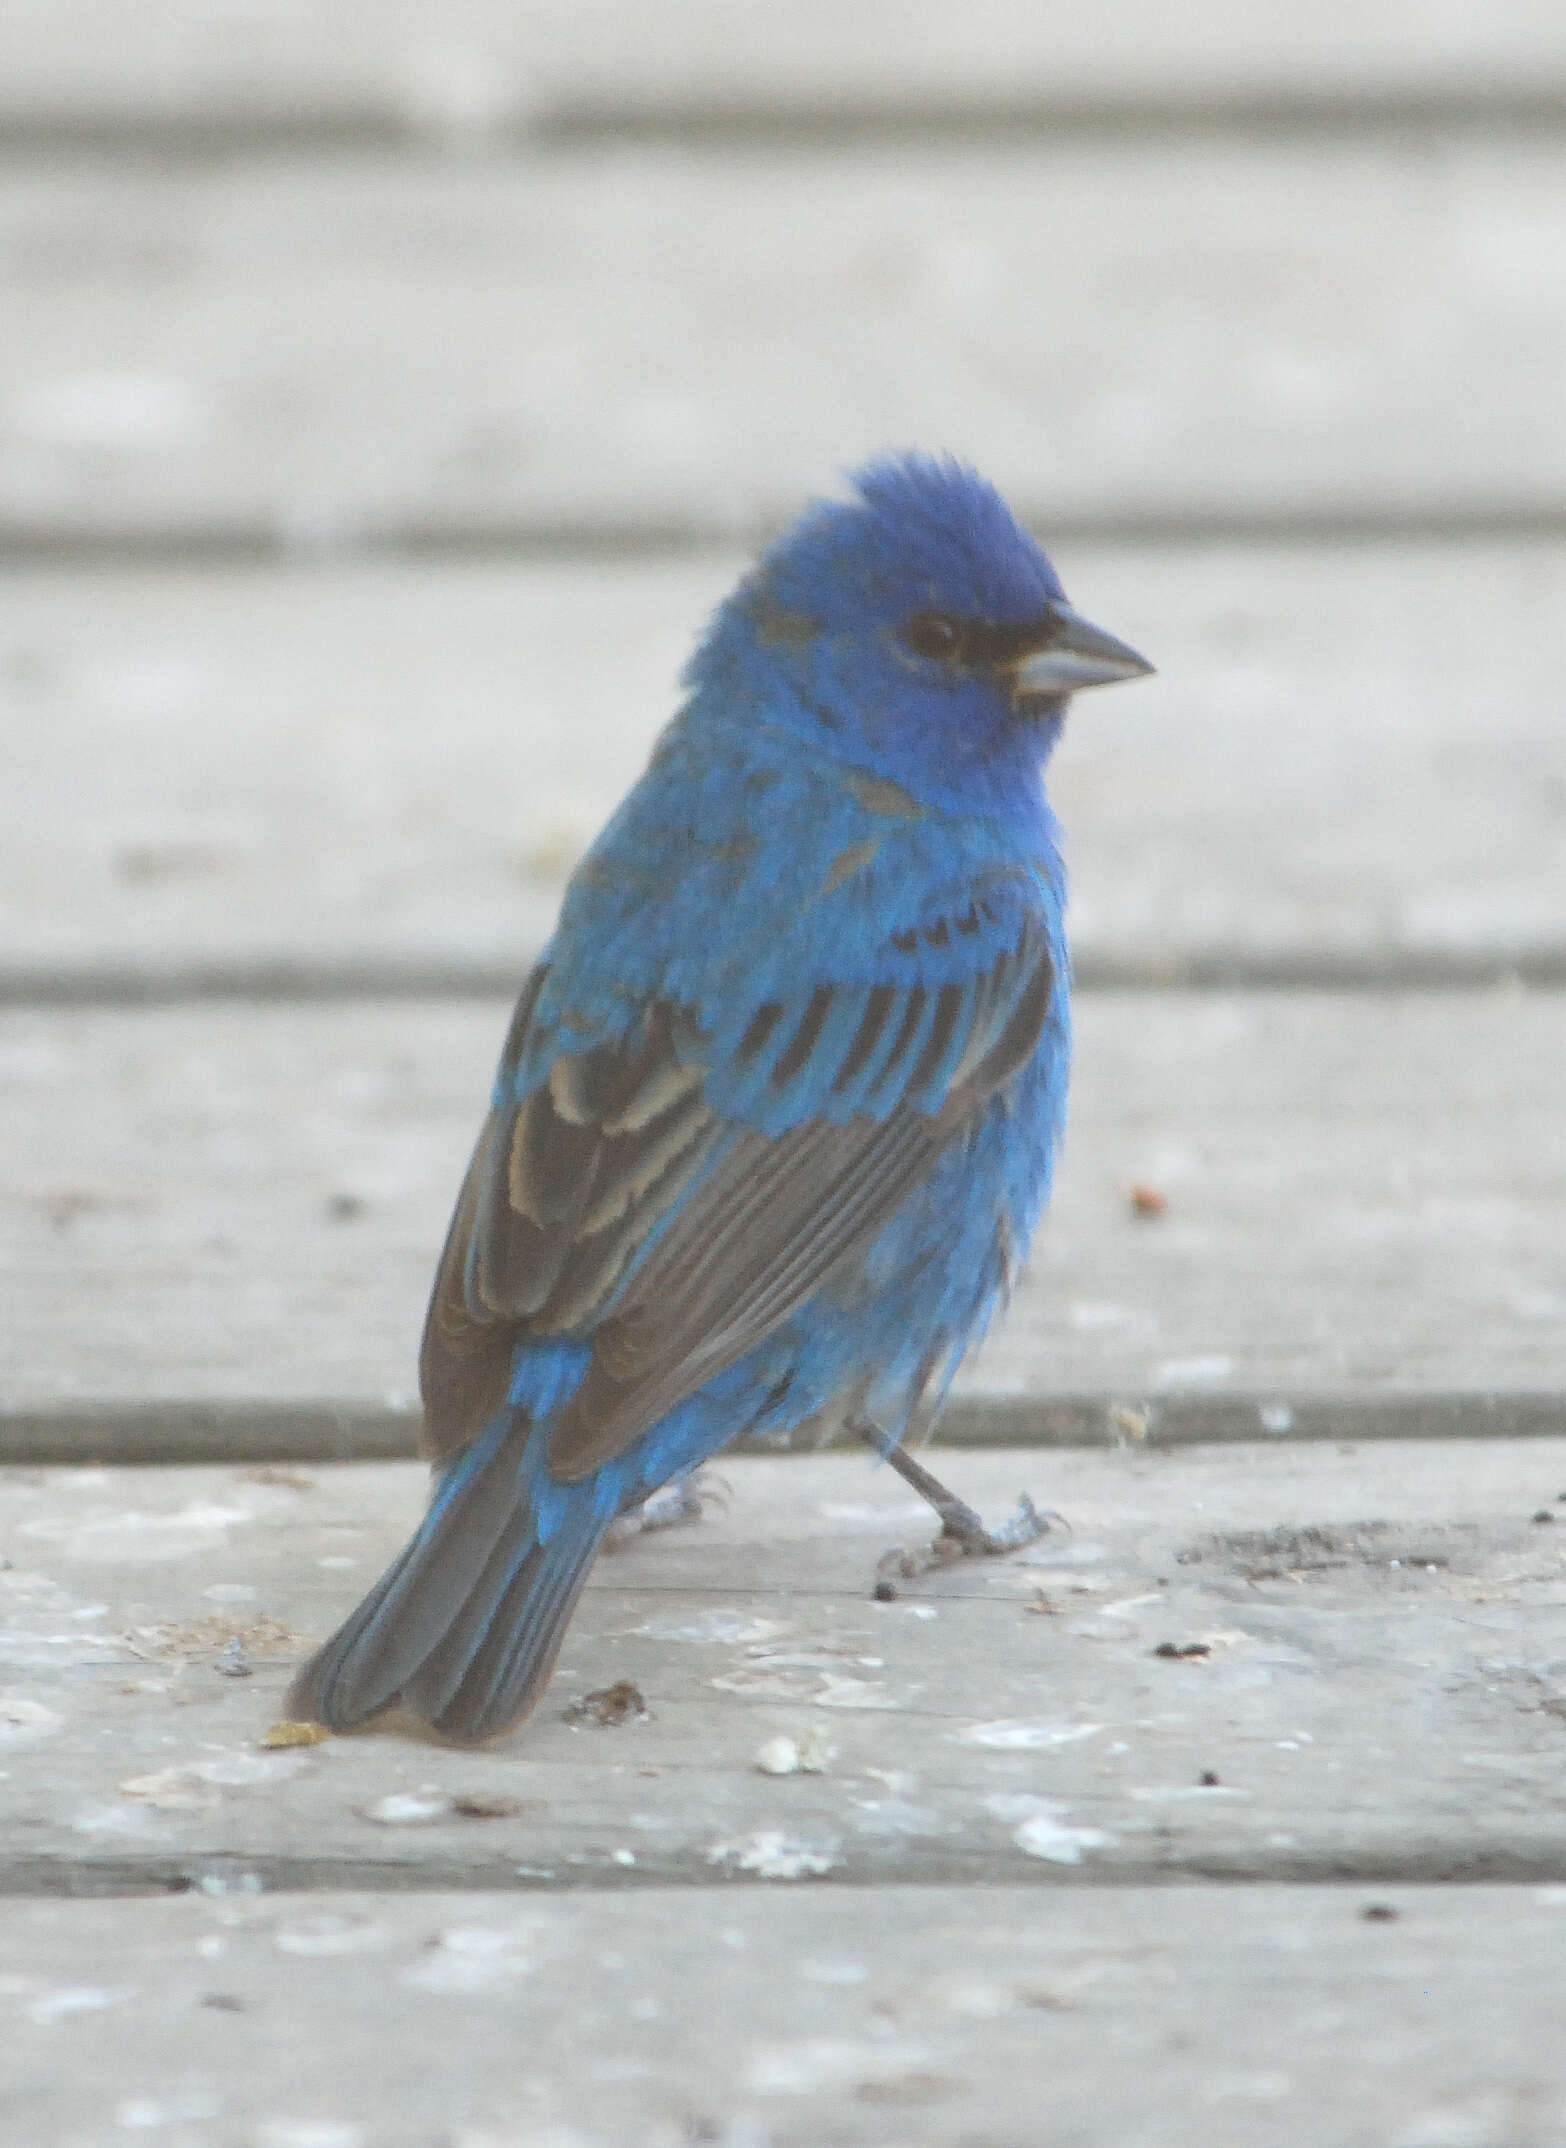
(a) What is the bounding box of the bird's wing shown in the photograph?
[419,880,1056,1474]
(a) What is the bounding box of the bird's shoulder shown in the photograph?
[525,716,1061,1071]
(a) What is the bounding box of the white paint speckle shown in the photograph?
[634,1610,791,1645]
[1259,1404,1296,1434]
[69,1800,165,1839]
[851,1798,950,1839]
[798,1959,868,1985]
[1129,1784,1249,1803]
[195,1751,309,1789]
[118,2091,221,2128]
[817,1501,927,1523]
[1155,1355,1235,1386]
[1069,1301,1130,1331]
[812,1674,900,1711]
[21,1501,259,1563]
[398,1925,535,1997]
[1012,1808,1116,1865]
[707,1830,838,1880]
[11,372,205,451]
[358,1792,453,1826]
[118,1768,216,1812]
[957,1719,1104,1751]
[119,1751,308,1809]
[746,2037,935,2095]
[274,1914,391,1959]
[22,1985,129,2026]
[253,2123,366,2148]
[0,1694,64,1749]
[709,1666,817,1700]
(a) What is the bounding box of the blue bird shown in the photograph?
[287,455,1152,1743]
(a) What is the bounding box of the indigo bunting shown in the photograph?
[288,455,1151,1742]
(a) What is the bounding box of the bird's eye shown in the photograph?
[901,611,964,663]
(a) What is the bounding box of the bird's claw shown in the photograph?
[935,1489,1055,1556]
[872,1493,1062,1593]
[604,1469,730,1550]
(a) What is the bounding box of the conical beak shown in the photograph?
[1012,602,1154,701]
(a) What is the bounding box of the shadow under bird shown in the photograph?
[287,453,1153,1743]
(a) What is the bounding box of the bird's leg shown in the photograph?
[853,1423,1057,1584]
[603,1468,729,1551]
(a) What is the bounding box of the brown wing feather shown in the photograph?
[419,925,1054,1477]
[418,980,729,1461]
[545,926,1055,1480]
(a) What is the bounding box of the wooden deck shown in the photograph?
[2,7,1565,2144]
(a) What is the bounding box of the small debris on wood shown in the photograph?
[120,1768,217,1811]
[260,1720,330,1749]
[871,1580,898,1602]
[564,1679,649,1727]
[214,1637,252,1678]
[125,1614,303,1665]
[1128,1182,1168,1218]
[1109,1404,1150,1442]
[1154,1641,1212,1661]
[1360,1902,1400,1923]
[753,1729,835,1776]
[1026,1587,1059,1616]
[200,1993,246,2012]
[1198,1770,1221,1787]
[1532,1509,1556,1524]
[324,1192,367,1221]
[450,1793,526,1820]
[242,1468,316,1490]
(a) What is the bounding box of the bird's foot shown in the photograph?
[851,1422,1062,1595]
[603,1469,729,1551]
[933,1488,1052,1558]
[871,1492,1059,1595]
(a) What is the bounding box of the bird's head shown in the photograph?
[688,453,1152,817]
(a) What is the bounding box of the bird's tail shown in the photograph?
[284,1412,608,1744]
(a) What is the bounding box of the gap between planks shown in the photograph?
[7,1842,1566,1904]
[3,500,1566,571]
[2,956,1561,1006]
[4,87,1566,161]
[4,1393,1565,1466]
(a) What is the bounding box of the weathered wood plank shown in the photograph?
[3,0,1565,139]
[0,145,1564,547]
[4,546,1563,992]
[3,995,1562,1413]
[2,1445,1565,1895]
[4,1884,1566,2148]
